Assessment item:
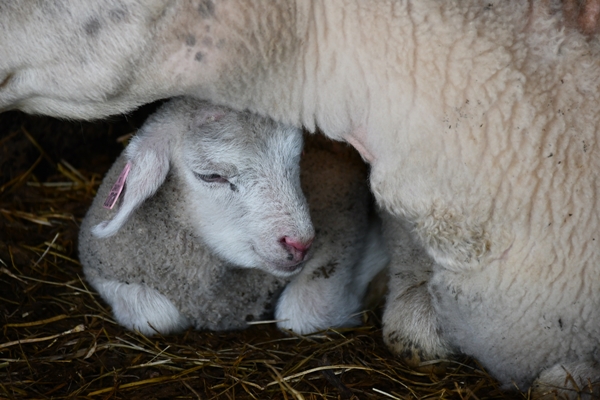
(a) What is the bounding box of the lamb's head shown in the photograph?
[92,98,314,278]
[175,100,315,276]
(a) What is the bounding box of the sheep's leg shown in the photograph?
[90,276,190,336]
[531,361,600,399]
[380,211,453,369]
[382,269,452,368]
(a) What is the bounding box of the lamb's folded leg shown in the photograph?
[275,261,362,334]
[89,275,190,336]
[380,210,453,369]
[276,216,388,334]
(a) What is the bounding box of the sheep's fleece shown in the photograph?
[79,98,384,336]
[2,0,600,395]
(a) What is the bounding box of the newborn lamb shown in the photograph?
[78,98,387,336]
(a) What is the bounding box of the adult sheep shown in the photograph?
[1,0,599,396]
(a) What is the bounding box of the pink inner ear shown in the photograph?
[103,162,132,209]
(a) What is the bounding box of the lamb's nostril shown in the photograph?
[280,236,314,262]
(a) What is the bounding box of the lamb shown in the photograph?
[3,1,600,396]
[78,97,387,336]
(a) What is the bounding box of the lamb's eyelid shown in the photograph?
[188,160,238,177]
[192,170,239,181]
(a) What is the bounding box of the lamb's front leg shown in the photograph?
[274,255,361,334]
[380,210,453,368]
[275,217,388,334]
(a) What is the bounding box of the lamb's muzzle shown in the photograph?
[279,235,313,264]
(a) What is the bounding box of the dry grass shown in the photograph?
[1,107,536,399]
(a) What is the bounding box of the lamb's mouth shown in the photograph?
[253,246,307,277]
[279,263,304,272]
[269,261,305,278]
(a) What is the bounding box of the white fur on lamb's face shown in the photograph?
[176,111,314,277]
[91,99,314,278]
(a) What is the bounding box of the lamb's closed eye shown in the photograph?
[194,173,228,184]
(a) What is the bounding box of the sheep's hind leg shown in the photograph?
[532,361,600,399]
[380,211,453,372]
[92,278,190,336]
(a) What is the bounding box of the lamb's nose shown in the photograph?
[280,236,314,263]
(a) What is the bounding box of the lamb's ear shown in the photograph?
[92,126,173,238]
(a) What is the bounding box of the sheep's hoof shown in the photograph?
[385,333,449,375]
[402,348,449,375]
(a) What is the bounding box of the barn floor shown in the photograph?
[0,106,551,399]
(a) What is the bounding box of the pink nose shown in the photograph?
[280,236,314,263]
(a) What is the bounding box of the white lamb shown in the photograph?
[78,97,387,336]
[3,1,600,397]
